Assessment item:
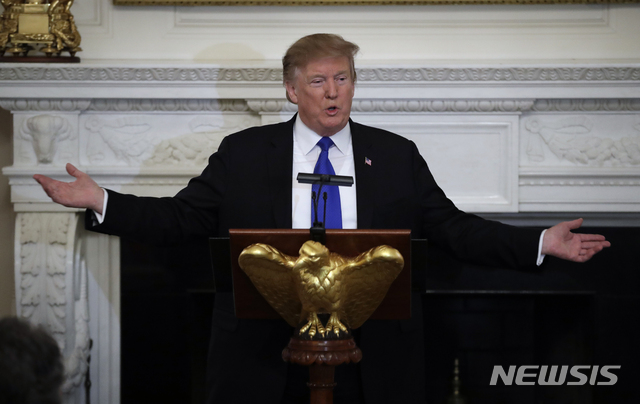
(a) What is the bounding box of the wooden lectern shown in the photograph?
[211,229,413,404]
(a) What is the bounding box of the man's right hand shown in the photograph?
[33,163,105,214]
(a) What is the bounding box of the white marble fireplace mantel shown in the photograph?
[2,61,639,404]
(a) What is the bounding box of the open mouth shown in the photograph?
[326,106,338,114]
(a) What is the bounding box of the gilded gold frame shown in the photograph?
[113,0,639,5]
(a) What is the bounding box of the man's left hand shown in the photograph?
[542,218,611,263]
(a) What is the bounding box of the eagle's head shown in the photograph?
[297,241,331,270]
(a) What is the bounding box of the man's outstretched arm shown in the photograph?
[33,163,104,214]
[542,218,610,263]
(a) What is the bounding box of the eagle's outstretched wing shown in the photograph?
[238,243,300,327]
[339,246,404,329]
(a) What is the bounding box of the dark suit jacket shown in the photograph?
[89,117,541,403]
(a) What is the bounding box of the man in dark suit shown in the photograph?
[35,34,609,403]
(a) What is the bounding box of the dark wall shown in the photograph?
[119,227,638,403]
[120,238,213,404]
[423,226,638,403]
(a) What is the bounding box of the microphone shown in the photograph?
[297,173,354,187]
[297,173,353,244]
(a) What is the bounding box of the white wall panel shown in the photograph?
[352,115,519,212]
[72,0,111,34]
[70,4,640,62]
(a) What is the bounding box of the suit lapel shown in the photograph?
[351,120,375,229]
[266,117,295,228]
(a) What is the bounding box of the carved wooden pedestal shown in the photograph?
[282,337,363,404]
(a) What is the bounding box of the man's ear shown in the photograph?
[285,81,298,105]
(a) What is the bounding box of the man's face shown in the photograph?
[285,56,355,137]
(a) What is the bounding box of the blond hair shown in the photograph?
[282,33,359,101]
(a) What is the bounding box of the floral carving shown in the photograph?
[17,212,91,396]
[352,99,534,113]
[61,254,90,394]
[18,213,71,349]
[87,99,249,112]
[0,99,91,112]
[533,99,640,112]
[1,66,639,83]
[282,338,363,367]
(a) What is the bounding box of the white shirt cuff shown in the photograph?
[91,189,109,225]
[536,229,547,266]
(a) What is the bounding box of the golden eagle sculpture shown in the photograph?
[238,240,404,339]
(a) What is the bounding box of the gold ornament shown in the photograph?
[238,240,404,339]
[1,0,81,59]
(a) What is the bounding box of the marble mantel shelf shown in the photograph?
[1,62,640,100]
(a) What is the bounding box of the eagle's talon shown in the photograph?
[299,312,325,338]
[327,312,348,337]
[300,322,312,336]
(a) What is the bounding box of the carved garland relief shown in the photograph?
[525,117,640,167]
[1,66,639,82]
[85,114,257,166]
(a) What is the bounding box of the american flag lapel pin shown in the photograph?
[365,157,372,166]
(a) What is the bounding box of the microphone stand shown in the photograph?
[297,173,353,245]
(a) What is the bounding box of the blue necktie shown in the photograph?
[312,137,342,229]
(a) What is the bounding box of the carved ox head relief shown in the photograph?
[21,115,73,164]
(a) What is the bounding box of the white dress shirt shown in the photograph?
[291,116,357,229]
